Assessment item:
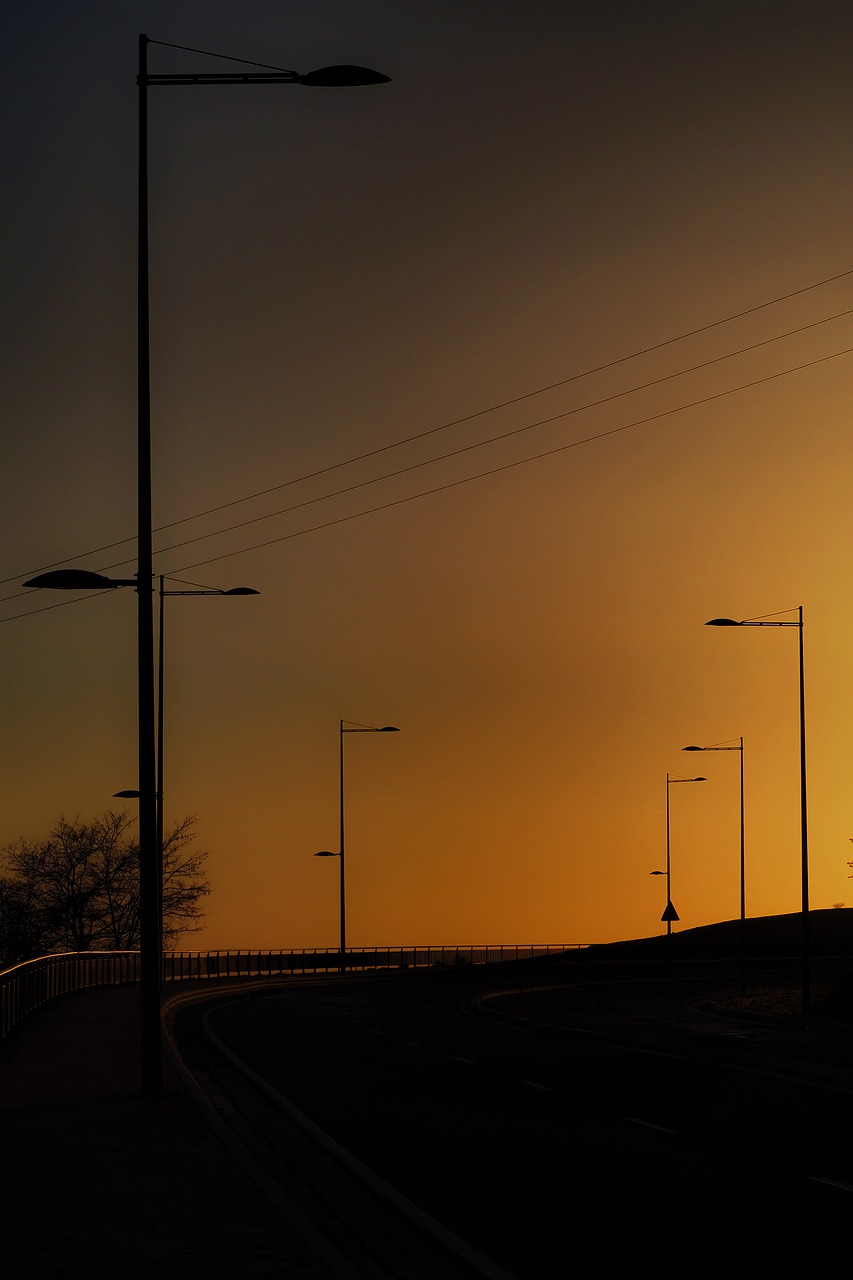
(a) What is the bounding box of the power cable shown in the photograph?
[3,266,850,590]
[7,341,851,617]
[154,343,853,576]
[133,306,853,562]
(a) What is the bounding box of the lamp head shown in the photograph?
[223,587,260,595]
[25,569,129,590]
[298,65,390,87]
[706,617,741,626]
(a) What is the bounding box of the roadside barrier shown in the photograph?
[0,950,140,1038]
[162,944,580,980]
[0,943,581,1038]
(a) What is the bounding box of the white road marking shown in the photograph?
[627,1117,679,1135]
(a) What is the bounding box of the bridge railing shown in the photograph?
[162,943,578,980]
[0,951,140,1039]
[1,944,581,1038]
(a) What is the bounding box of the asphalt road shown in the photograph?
[172,960,853,1275]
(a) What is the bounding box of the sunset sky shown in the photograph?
[3,2,853,950]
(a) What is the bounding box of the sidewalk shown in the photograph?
[0,985,326,1279]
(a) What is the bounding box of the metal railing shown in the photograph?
[162,943,579,980]
[0,951,140,1039]
[1,944,581,1038]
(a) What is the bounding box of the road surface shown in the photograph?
[170,959,853,1275]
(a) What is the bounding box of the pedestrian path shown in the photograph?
[0,984,327,1279]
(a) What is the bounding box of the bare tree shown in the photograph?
[0,876,54,964]
[161,815,210,947]
[0,811,210,963]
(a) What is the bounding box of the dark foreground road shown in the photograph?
[171,958,853,1276]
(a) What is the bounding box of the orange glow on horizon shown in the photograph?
[2,5,853,953]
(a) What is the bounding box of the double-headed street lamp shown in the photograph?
[28,36,389,1094]
[650,774,706,936]
[683,737,746,992]
[26,569,257,974]
[707,607,810,1018]
[315,719,399,973]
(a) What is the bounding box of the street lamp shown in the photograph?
[315,719,399,973]
[27,37,389,1094]
[683,737,746,992]
[134,37,388,1090]
[706,607,810,1018]
[651,774,706,936]
[152,577,258,955]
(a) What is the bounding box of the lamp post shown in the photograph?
[153,577,259,963]
[27,37,389,1094]
[706,607,810,1018]
[153,577,258,952]
[134,37,388,1089]
[315,719,399,973]
[683,738,746,992]
[650,774,706,936]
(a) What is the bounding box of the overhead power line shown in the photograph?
[146,264,853,537]
[128,306,853,563]
[6,340,852,620]
[3,265,850,592]
[143,343,853,577]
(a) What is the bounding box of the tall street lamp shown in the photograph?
[683,737,746,992]
[30,37,389,1095]
[132,37,389,1091]
[707,607,810,1018]
[26,41,389,1091]
[650,774,706,936]
[315,719,399,972]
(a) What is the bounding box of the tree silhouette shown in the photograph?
[0,811,210,964]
